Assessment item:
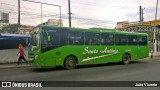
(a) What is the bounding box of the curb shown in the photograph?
[0,64,31,69]
[143,56,160,61]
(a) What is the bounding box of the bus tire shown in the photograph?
[122,54,131,65]
[64,56,76,70]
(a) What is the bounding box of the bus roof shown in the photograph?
[40,25,148,36]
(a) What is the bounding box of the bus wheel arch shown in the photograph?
[64,55,78,70]
[122,53,131,65]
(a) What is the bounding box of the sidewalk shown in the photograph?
[0,63,31,69]
[144,56,160,61]
[146,52,160,60]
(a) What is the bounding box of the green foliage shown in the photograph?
[0,24,18,33]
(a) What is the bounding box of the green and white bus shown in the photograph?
[29,25,149,69]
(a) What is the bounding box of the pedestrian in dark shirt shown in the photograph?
[17,44,28,65]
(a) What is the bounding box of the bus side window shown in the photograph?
[128,35,138,45]
[115,34,127,45]
[42,31,48,45]
[138,36,147,45]
[101,33,114,45]
[68,31,84,45]
[85,32,100,45]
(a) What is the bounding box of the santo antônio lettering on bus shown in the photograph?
[82,46,118,55]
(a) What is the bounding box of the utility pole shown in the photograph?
[142,8,144,25]
[18,0,20,33]
[68,0,72,28]
[139,6,144,25]
[139,6,142,25]
[153,0,158,52]
[151,0,158,58]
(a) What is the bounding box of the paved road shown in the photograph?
[0,59,160,90]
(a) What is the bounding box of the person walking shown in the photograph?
[17,43,28,65]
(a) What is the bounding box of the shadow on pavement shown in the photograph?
[29,60,146,72]
[76,60,146,69]
[29,66,64,72]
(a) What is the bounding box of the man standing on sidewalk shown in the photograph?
[17,43,28,65]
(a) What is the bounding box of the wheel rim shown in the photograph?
[65,57,76,70]
[124,56,129,62]
[68,59,74,67]
[123,55,130,64]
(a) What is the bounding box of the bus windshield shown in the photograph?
[41,28,67,52]
[30,32,40,50]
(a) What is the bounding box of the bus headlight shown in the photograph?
[35,55,39,60]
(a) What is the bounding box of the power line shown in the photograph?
[0,7,65,17]
[0,1,117,28]
[0,2,62,25]
[8,0,17,13]
[21,1,38,25]
[129,12,140,23]
[72,14,116,23]
[70,0,135,9]
[0,3,59,15]
[71,14,115,28]
[0,7,60,18]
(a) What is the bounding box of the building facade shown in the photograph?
[32,19,63,33]
[117,21,129,29]
[0,12,9,23]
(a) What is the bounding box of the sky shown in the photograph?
[0,0,159,28]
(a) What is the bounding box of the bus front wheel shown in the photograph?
[64,56,76,70]
[122,54,131,65]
